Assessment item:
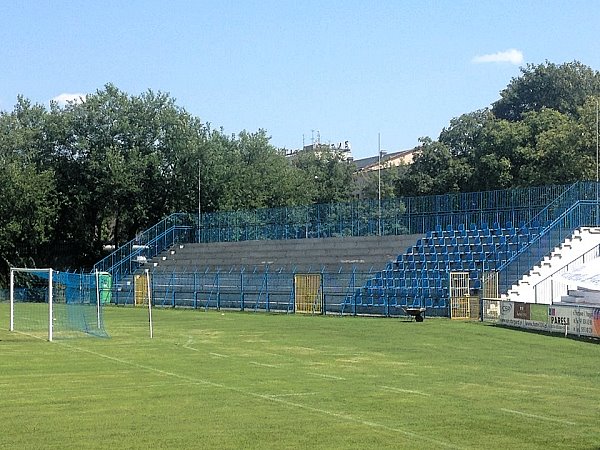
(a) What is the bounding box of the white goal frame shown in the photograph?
[9,267,54,341]
[9,268,103,342]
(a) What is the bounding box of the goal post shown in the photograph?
[10,268,53,340]
[9,267,108,341]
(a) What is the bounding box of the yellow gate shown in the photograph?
[294,274,323,314]
[450,272,478,319]
[134,272,150,306]
[481,271,501,321]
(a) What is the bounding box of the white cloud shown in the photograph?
[472,49,524,65]
[51,92,87,106]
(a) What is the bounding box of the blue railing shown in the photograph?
[95,182,600,295]
[108,266,365,315]
[197,183,585,243]
[94,213,195,282]
[497,200,600,293]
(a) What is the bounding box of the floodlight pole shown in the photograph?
[198,159,201,244]
[378,133,382,237]
[596,98,599,225]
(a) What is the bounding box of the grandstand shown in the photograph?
[94,181,600,319]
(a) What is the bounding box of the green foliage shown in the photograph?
[0,99,58,270]
[1,60,600,272]
[217,130,308,210]
[394,61,600,197]
[291,145,356,204]
[493,60,600,120]
[396,138,472,196]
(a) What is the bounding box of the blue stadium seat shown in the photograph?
[480,226,491,238]
[493,222,502,235]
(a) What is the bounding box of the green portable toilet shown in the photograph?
[98,272,112,304]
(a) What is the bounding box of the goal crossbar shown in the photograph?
[10,268,53,340]
[9,267,107,341]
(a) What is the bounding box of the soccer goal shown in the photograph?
[9,268,109,341]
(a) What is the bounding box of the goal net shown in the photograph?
[9,268,109,341]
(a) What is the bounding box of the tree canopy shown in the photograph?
[1,60,600,278]
[392,60,600,197]
[0,85,355,274]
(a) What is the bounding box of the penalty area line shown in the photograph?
[266,392,319,398]
[500,408,576,425]
[59,343,461,449]
[380,385,430,396]
[250,361,279,368]
[10,330,47,341]
[308,372,346,380]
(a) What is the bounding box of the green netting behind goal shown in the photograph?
[9,269,109,340]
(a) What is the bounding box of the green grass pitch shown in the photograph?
[1,304,599,449]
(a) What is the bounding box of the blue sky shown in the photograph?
[1,1,599,159]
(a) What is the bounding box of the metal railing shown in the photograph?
[529,242,600,304]
[197,183,582,243]
[94,213,195,282]
[497,200,600,294]
[94,182,600,295]
[109,267,384,316]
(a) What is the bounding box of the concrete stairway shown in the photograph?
[147,235,423,273]
[559,287,600,306]
[504,227,600,304]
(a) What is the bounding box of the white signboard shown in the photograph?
[498,301,600,338]
[559,258,600,291]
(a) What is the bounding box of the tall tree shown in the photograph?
[0,99,57,271]
[517,108,590,185]
[492,61,600,121]
[395,138,472,196]
[217,130,308,210]
[291,145,356,204]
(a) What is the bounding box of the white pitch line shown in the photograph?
[309,372,346,380]
[380,385,430,396]
[59,343,462,449]
[182,337,199,352]
[267,392,319,398]
[500,408,576,425]
[209,352,229,358]
[249,361,278,368]
[9,330,46,341]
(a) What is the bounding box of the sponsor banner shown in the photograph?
[499,301,600,337]
[499,301,547,331]
[513,302,531,320]
[548,306,572,333]
[593,309,600,337]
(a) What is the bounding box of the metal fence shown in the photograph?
[96,182,595,284]
[497,200,600,294]
[197,183,581,243]
[108,268,423,317]
[92,181,600,321]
